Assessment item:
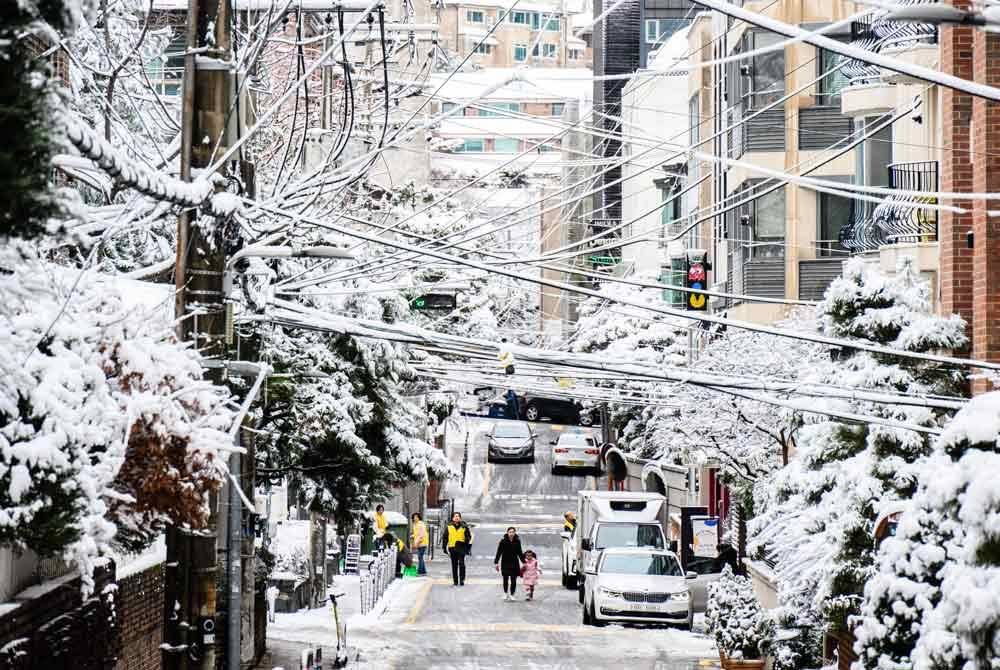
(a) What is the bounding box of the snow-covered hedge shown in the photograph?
[706,566,774,660]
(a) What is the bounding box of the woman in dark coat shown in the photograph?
[494,526,525,601]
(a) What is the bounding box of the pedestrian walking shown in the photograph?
[444,512,473,586]
[411,512,429,575]
[563,511,576,534]
[373,504,388,539]
[265,584,279,622]
[520,550,542,601]
[493,526,525,601]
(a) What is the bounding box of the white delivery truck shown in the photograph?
[561,491,669,600]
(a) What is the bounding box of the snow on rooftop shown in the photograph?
[430,68,593,103]
[646,24,692,73]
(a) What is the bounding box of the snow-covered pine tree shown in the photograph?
[0,0,75,238]
[707,565,774,660]
[749,259,967,641]
[854,391,1000,670]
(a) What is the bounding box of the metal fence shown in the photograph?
[359,544,397,615]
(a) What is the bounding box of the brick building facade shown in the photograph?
[941,1,1000,391]
[114,564,165,670]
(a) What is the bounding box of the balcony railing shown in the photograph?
[842,0,938,86]
[839,161,939,252]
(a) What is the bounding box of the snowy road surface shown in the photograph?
[266,418,719,669]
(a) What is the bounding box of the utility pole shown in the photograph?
[167,0,235,668]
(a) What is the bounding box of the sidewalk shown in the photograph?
[262,573,431,669]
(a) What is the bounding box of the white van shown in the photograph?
[561,491,668,599]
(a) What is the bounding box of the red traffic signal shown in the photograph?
[686,258,708,311]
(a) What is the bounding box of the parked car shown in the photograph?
[582,547,694,629]
[486,421,536,463]
[519,394,596,426]
[550,432,600,474]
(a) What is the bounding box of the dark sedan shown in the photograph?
[519,395,597,426]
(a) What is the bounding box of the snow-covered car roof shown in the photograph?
[598,546,677,557]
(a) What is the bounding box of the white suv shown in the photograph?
[550,432,599,474]
[582,547,694,629]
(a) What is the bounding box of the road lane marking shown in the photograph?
[430,578,562,586]
[404,579,434,624]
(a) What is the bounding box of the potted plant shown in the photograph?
[706,566,774,670]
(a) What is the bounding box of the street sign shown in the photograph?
[411,294,457,310]
[588,256,618,266]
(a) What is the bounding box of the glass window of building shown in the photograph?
[467,10,484,23]
[514,43,528,61]
[457,138,485,152]
[493,138,520,153]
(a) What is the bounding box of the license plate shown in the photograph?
[635,602,661,612]
[569,460,586,466]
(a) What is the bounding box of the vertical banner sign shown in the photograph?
[686,249,708,311]
[690,516,720,558]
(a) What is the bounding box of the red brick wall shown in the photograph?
[114,563,165,670]
[939,20,975,336]
[971,29,1000,391]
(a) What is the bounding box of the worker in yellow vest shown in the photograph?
[444,511,473,586]
[498,338,515,375]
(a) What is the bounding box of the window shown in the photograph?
[531,12,540,29]
[659,186,681,228]
[750,32,785,108]
[818,191,852,257]
[856,116,893,187]
[532,43,540,57]
[509,10,529,24]
[594,524,664,550]
[543,43,557,58]
[473,43,492,55]
[600,553,681,576]
[147,35,185,96]
[456,138,485,152]
[817,49,848,103]
[531,141,559,152]
[466,10,484,23]
[542,13,560,31]
[442,102,457,114]
[661,258,686,307]
[479,102,519,116]
[751,184,786,259]
[645,18,686,45]
[493,138,519,153]
[689,94,700,146]
[569,48,582,60]
[514,43,528,62]
[551,102,565,116]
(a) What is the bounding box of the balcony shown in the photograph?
[840,2,937,114]
[839,161,939,253]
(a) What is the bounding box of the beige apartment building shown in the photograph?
[680,1,941,326]
[437,0,589,68]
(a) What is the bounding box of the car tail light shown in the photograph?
[584,449,599,455]
[554,448,569,453]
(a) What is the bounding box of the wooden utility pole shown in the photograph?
[167,0,234,668]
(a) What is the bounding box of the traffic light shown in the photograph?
[685,250,708,311]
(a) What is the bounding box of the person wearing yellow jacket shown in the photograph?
[444,511,473,586]
[374,504,388,538]
[411,512,429,575]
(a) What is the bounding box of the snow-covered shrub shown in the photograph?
[854,391,1000,670]
[750,259,967,639]
[0,249,233,589]
[707,566,774,660]
[770,607,824,670]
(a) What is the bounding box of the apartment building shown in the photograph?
[427,67,593,179]
[437,0,589,68]
[680,3,862,325]
[590,0,694,258]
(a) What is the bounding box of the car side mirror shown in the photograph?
[581,539,592,551]
[685,571,697,580]
[560,531,571,540]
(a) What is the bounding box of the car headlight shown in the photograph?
[673,590,690,600]
[599,587,623,598]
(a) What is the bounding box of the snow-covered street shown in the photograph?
[266,419,718,669]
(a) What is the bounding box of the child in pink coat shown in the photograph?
[520,550,542,601]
